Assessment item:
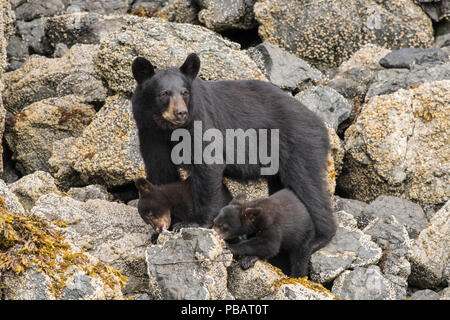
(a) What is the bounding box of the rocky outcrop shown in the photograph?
[3,44,107,112]
[310,211,382,284]
[94,16,266,95]
[50,95,145,188]
[254,0,434,70]
[0,198,125,300]
[338,81,450,207]
[30,193,152,294]
[197,0,257,31]
[4,95,96,175]
[407,201,450,289]
[146,228,233,299]
[247,41,323,92]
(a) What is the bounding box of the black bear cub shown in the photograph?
[135,177,232,235]
[213,190,315,278]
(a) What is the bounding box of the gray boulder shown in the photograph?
[365,62,450,100]
[67,184,113,202]
[295,86,352,131]
[331,266,397,300]
[3,44,107,112]
[416,0,449,22]
[145,228,233,300]
[9,171,60,211]
[339,81,450,207]
[363,215,412,299]
[254,0,433,70]
[49,95,146,188]
[94,16,266,95]
[4,95,96,174]
[0,178,25,214]
[409,289,441,300]
[197,0,257,31]
[361,196,427,238]
[332,195,369,229]
[247,41,323,91]
[310,211,382,284]
[407,201,450,289]
[30,193,152,294]
[379,48,448,69]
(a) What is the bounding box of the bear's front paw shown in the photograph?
[240,256,259,270]
[151,232,160,244]
[172,222,200,232]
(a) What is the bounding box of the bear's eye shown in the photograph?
[159,90,170,98]
[181,89,189,96]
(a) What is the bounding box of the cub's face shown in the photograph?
[135,178,172,233]
[131,54,201,130]
[213,205,244,241]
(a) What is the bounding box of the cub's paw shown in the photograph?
[151,232,160,244]
[172,222,200,232]
[240,256,259,270]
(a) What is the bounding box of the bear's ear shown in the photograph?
[132,57,155,84]
[180,53,200,80]
[135,177,154,195]
[242,207,262,221]
[230,192,247,205]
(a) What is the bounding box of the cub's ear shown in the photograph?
[242,207,262,221]
[135,178,154,195]
[180,53,200,80]
[230,192,247,205]
[132,57,155,84]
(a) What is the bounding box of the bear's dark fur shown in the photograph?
[213,191,315,277]
[135,177,232,234]
[131,53,336,252]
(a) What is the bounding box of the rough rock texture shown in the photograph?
[409,289,441,300]
[94,16,266,95]
[197,0,257,31]
[228,260,334,300]
[416,0,449,22]
[0,198,125,300]
[2,257,124,300]
[332,195,369,229]
[295,86,352,131]
[51,95,145,188]
[365,62,450,100]
[331,266,397,300]
[247,41,323,92]
[30,193,152,294]
[328,44,391,101]
[4,95,96,174]
[67,184,113,202]
[407,201,450,289]
[3,44,107,112]
[363,215,412,299]
[223,177,268,201]
[0,0,14,173]
[145,228,233,300]
[339,81,450,207]
[310,211,382,284]
[9,171,60,211]
[327,127,344,196]
[43,12,127,54]
[254,0,434,70]
[227,260,280,299]
[379,47,448,69]
[360,196,427,238]
[0,179,25,214]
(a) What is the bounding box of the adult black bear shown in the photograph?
[131,53,335,252]
[213,191,315,277]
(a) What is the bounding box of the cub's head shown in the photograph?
[135,178,172,233]
[213,193,262,241]
[131,53,201,129]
